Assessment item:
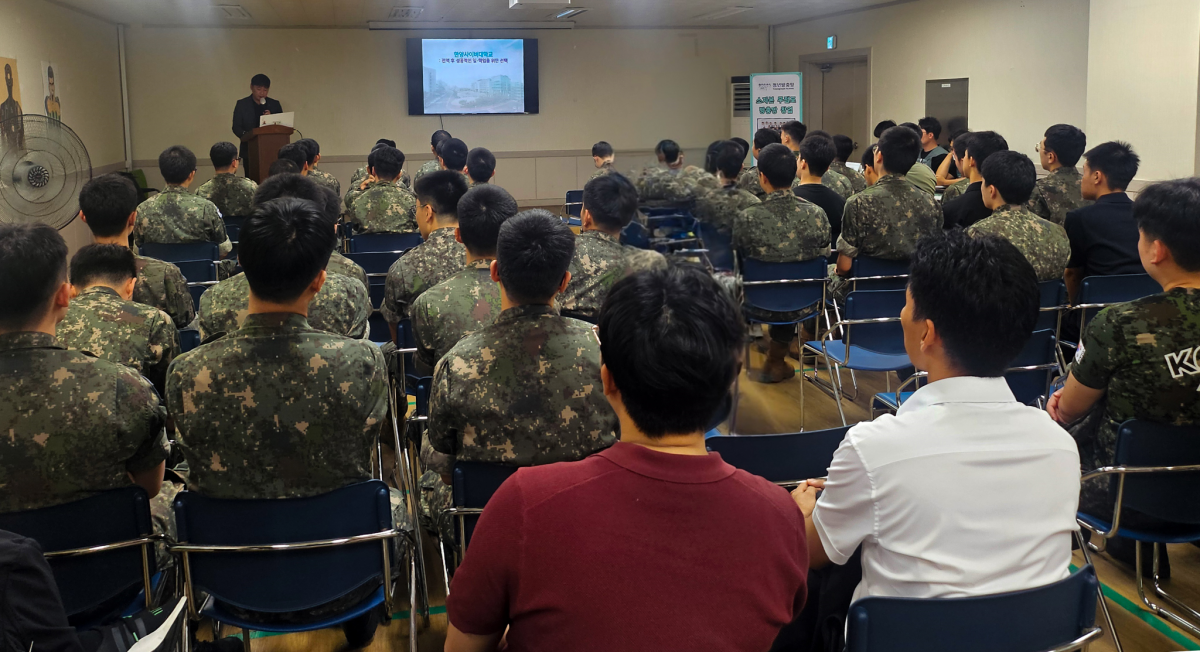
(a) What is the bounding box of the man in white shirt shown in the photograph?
[792,230,1081,605]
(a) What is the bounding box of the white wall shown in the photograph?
[773,0,1091,164]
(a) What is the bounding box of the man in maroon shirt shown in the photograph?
[445,265,809,652]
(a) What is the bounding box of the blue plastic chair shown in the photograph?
[173,259,217,285]
[696,221,734,273]
[805,289,910,426]
[706,426,850,487]
[1037,279,1067,334]
[845,565,1101,652]
[1076,274,1160,333]
[171,481,411,642]
[179,329,201,353]
[1076,420,1200,645]
[563,189,584,220]
[0,487,159,627]
[441,462,519,577]
[140,242,219,264]
[621,220,651,249]
[348,232,423,254]
[849,256,910,291]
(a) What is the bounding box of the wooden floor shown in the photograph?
[217,339,1200,652]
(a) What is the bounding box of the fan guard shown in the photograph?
[0,114,92,230]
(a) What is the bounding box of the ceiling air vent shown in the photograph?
[216,5,253,20]
[389,7,425,20]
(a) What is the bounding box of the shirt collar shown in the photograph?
[494,304,558,326]
[78,286,122,300]
[598,441,737,484]
[764,188,794,201]
[990,203,1026,217]
[0,332,61,353]
[896,376,1018,417]
[239,312,313,332]
[581,229,620,245]
[876,173,907,185]
[468,258,494,270]
[1096,192,1131,205]
[160,185,188,195]
[427,227,457,243]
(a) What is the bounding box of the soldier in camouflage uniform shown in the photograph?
[196,141,258,219]
[822,169,854,199]
[561,174,667,323]
[294,138,342,197]
[832,134,868,195]
[695,142,761,232]
[349,146,419,234]
[467,146,496,188]
[413,129,454,187]
[941,177,971,203]
[381,171,470,328]
[198,271,368,340]
[57,245,179,394]
[589,141,616,181]
[422,211,618,537]
[411,159,440,186]
[0,225,172,551]
[1028,124,1092,225]
[353,164,410,191]
[734,144,831,383]
[635,165,688,203]
[79,174,196,328]
[968,151,1070,282]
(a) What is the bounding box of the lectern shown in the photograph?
[241,125,294,183]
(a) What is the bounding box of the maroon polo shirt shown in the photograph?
[446,441,809,652]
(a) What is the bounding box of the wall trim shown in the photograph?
[769,0,921,29]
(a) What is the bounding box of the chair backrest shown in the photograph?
[640,205,692,218]
[348,232,423,254]
[621,221,651,249]
[564,189,583,218]
[846,565,1098,652]
[452,462,519,549]
[1036,280,1067,333]
[187,284,208,313]
[224,216,247,244]
[843,289,907,355]
[741,257,828,316]
[173,259,217,284]
[415,376,433,417]
[696,221,734,272]
[1005,329,1058,406]
[1078,274,1161,327]
[367,313,390,344]
[706,427,850,484]
[850,256,910,291]
[0,487,155,619]
[140,242,219,264]
[173,481,393,614]
[179,328,202,353]
[1114,421,1200,525]
[343,252,398,310]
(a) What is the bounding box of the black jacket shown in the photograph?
[941,181,991,230]
[0,530,82,652]
[232,95,283,158]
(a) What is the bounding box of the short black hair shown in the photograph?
[899,122,920,133]
[297,138,320,165]
[756,143,797,189]
[861,143,878,170]
[874,120,896,138]
[583,173,639,231]
[877,126,921,174]
[704,140,724,175]
[269,158,300,177]
[780,120,807,143]
[0,224,67,330]
[158,145,197,184]
[466,147,496,183]
[592,141,613,158]
[598,264,744,437]
[253,173,339,227]
[439,138,468,171]
[753,128,782,151]
[414,169,470,219]
[69,244,136,287]
[655,139,681,165]
[495,210,575,304]
[952,132,972,158]
[371,146,405,180]
[210,141,239,169]
[715,141,746,180]
[964,131,1008,169]
[375,138,397,149]
[458,185,518,257]
[833,134,856,162]
[277,142,308,170]
[949,129,968,144]
[1043,124,1086,167]
[430,130,451,148]
[799,134,836,177]
[918,117,942,140]
[239,198,336,303]
[980,150,1037,205]
[731,137,750,159]
[79,174,139,237]
[1084,141,1140,191]
[251,73,271,88]
[1134,178,1200,271]
[909,230,1039,377]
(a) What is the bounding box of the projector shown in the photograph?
[509,0,570,6]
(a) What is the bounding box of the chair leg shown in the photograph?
[409,548,420,652]
[438,530,453,599]
[829,360,848,427]
[241,628,252,652]
[1076,530,1122,652]
[1136,542,1200,638]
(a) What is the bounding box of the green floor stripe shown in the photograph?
[1070,563,1200,649]
[230,605,448,640]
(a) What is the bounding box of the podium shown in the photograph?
[241,125,294,183]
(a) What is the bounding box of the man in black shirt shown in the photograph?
[231,73,283,167]
[0,530,82,652]
[1064,141,1144,301]
[795,133,846,246]
[942,131,1008,229]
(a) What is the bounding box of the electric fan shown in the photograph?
[0,114,91,229]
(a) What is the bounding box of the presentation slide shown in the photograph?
[421,39,526,115]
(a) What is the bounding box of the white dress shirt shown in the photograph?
[812,376,1081,604]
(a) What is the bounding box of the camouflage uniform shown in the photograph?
[134,254,195,329]
[380,228,465,324]
[940,178,971,203]
[307,168,341,197]
[694,183,761,231]
[412,159,440,186]
[822,169,854,200]
[421,304,618,534]
[197,272,369,340]
[635,167,689,203]
[349,182,418,234]
[1028,166,1092,225]
[165,312,409,531]
[194,173,257,219]
[737,166,766,199]
[830,161,867,195]
[966,204,1071,281]
[589,161,616,181]
[132,185,235,278]
[1069,288,1200,513]
[560,230,668,323]
[678,166,721,197]
[57,286,179,393]
[327,251,369,290]
[411,259,501,371]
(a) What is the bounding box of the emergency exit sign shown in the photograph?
[827,35,837,50]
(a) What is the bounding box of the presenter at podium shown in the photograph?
[232,73,283,168]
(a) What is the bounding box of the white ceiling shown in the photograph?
[50,0,901,28]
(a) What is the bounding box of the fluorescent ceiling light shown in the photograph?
[556,8,587,18]
[368,20,575,29]
[694,6,753,21]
